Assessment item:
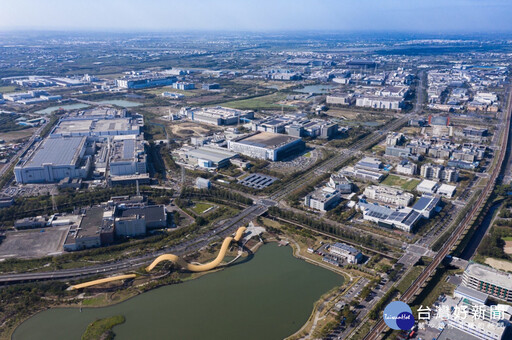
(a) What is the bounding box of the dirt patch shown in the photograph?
[504,241,512,255]
[485,257,512,272]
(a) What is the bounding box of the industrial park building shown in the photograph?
[109,135,147,176]
[227,132,305,161]
[180,106,254,126]
[116,75,176,89]
[14,136,91,184]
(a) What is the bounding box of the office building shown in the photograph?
[173,82,195,90]
[329,243,363,264]
[363,185,414,207]
[396,159,417,176]
[438,184,456,198]
[304,187,341,212]
[327,173,353,194]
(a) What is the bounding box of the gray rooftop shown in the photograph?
[465,263,512,289]
[26,137,86,167]
[236,132,300,149]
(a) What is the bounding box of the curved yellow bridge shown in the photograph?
[70,227,246,290]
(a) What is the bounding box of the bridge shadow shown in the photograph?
[223,244,255,268]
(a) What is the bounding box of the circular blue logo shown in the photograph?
[383,301,415,330]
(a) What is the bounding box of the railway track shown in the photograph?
[362,86,512,340]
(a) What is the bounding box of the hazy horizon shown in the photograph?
[1,0,511,34]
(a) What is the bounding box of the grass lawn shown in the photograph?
[0,85,16,93]
[221,93,291,110]
[191,202,214,215]
[503,236,512,241]
[396,266,424,294]
[304,152,311,158]
[382,175,420,191]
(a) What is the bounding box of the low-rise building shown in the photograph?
[438,183,456,198]
[363,185,414,207]
[195,177,211,189]
[328,243,363,264]
[417,179,439,194]
[358,202,421,232]
[228,132,304,161]
[412,194,441,218]
[327,173,353,194]
[304,187,341,212]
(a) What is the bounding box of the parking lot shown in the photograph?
[0,225,69,259]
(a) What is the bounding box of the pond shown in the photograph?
[13,243,344,340]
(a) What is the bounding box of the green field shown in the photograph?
[81,315,125,340]
[382,175,420,191]
[503,237,512,241]
[221,93,291,110]
[0,85,17,93]
[191,202,214,215]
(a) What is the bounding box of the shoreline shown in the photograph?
[8,237,345,340]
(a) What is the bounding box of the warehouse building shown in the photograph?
[180,146,238,169]
[63,207,114,251]
[14,136,91,184]
[228,132,305,161]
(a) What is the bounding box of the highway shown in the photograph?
[362,85,512,340]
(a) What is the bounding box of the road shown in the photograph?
[362,84,512,340]
[0,204,267,284]
[0,105,408,285]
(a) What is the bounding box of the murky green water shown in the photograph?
[35,103,90,114]
[13,243,343,340]
[95,100,142,107]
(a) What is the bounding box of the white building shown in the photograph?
[14,137,91,184]
[363,185,414,207]
[304,187,341,212]
[396,160,417,176]
[417,179,439,194]
[355,96,403,111]
[228,132,304,162]
[437,183,456,198]
[329,243,363,264]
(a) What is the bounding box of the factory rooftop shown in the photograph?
[25,136,86,167]
[234,132,300,149]
[186,146,238,163]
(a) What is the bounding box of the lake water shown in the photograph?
[13,243,343,340]
[95,100,142,108]
[35,103,90,114]
[294,84,338,94]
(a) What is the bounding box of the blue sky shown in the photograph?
[1,0,511,33]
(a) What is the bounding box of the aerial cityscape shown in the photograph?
[1,1,512,340]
